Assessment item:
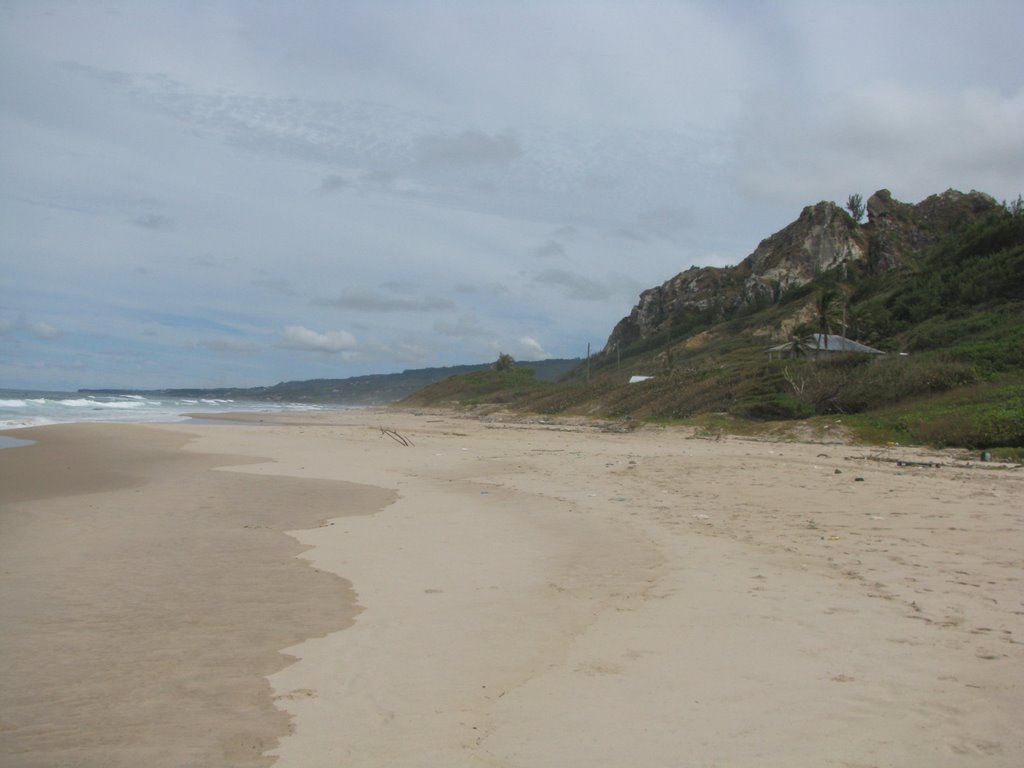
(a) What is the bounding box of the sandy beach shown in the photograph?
[2,410,1022,767]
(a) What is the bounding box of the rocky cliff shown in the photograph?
[865,188,999,271]
[604,189,1000,352]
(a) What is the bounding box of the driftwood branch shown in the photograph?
[855,454,943,468]
[380,427,414,447]
[782,366,806,396]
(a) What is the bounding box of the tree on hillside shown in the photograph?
[495,352,515,372]
[1005,194,1023,217]
[788,333,812,359]
[815,288,840,349]
[846,193,865,223]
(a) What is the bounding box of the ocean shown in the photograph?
[0,388,341,432]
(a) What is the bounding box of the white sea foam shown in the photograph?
[0,388,354,430]
[53,398,145,409]
[0,415,56,429]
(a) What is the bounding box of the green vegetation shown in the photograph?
[846,193,865,223]
[400,366,545,407]
[401,205,1024,449]
[841,378,1024,449]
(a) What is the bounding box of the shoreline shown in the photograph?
[2,411,1022,766]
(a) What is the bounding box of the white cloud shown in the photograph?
[635,207,694,239]
[385,340,431,365]
[317,174,349,193]
[516,336,550,361]
[0,317,62,340]
[133,212,175,231]
[313,291,455,313]
[281,325,357,354]
[28,321,61,340]
[534,269,612,301]
[454,282,509,296]
[740,82,1024,205]
[434,314,487,338]
[533,239,566,258]
[199,338,260,354]
[251,277,298,296]
[416,130,520,167]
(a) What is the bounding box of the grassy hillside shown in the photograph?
[83,358,581,405]
[400,206,1024,451]
[400,366,547,408]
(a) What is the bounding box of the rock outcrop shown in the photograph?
[604,189,1000,353]
[866,188,998,271]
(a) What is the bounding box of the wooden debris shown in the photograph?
[380,427,414,447]
[851,454,944,468]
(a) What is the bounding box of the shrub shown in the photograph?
[907,405,1024,448]
[731,393,814,420]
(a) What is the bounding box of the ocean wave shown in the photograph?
[57,398,145,409]
[0,389,355,428]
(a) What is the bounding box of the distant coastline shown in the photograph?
[75,358,582,406]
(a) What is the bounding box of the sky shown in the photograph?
[2,0,1022,391]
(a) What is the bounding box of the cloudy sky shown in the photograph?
[2,1,1022,390]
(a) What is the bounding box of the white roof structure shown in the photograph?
[768,334,886,358]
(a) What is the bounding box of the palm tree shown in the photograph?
[495,352,515,372]
[789,333,811,359]
[815,289,839,350]
[846,193,865,223]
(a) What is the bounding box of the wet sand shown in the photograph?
[2,412,1022,766]
[0,423,395,767]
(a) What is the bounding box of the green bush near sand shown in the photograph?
[841,378,1024,449]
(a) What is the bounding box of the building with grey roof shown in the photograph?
[767,334,886,360]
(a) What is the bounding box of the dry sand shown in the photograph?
[1,411,1022,767]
